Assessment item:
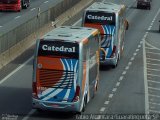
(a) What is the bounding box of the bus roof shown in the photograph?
[85,2,125,13]
[42,26,98,42]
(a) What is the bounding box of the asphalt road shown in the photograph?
[0,0,60,28]
[0,0,160,120]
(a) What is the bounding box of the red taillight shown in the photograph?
[32,82,38,99]
[72,86,80,102]
[110,46,116,58]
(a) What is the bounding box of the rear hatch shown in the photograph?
[36,40,79,103]
[83,11,116,59]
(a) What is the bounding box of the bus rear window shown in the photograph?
[84,11,116,25]
[38,40,79,59]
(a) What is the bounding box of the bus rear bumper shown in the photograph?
[100,57,117,66]
[32,98,80,112]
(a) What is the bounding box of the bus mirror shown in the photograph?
[125,19,129,30]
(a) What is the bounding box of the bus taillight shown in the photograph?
[72,86,80,102]
[110,46,116,58]
[32,82,38,99]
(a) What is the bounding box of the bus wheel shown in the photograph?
[112,55,119,68]
[82,96,87,112]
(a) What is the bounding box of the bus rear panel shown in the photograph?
[84,11,117,66]
[32,40,80,112]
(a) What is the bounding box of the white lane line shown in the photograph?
[0,26,2,28]
[148,87,160,91]
[133,52,137,56]
[149,102,160,106]
[149,110,160,114]
[72,18,82,26]
[136,49,140,52]
[130,57,134,61]
[15,16,21,19]
[30,8,36,11]
[122,71,126,75]
[147,58,160,62]
[104,101,109,105]
[147,74,160,78]
[143,28,149,114]
[22,109,36,120]
[116,82,120,87]
[44,1,49,4]
[147,68,160,72]
[138,45,141,48]
[100,107,105,112]
[149,94,160,98]
[148,80,160,84]
[108,94,113,98]
[147,51,160,55]
[147,63,160,67]
[119,76,124,81]
[125,66,129,70]
[0,57,33,85]
[112,88,117,92]
[128,62,132,66]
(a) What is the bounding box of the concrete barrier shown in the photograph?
[0,0,94,69]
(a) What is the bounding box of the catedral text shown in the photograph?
[87,15,113,21]
[42,45,76,53]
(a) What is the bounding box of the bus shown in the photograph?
[82,2,129,68]
[32,26,100,113]
[0,0,30,12]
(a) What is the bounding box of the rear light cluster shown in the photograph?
[110,46,116,58]
[72,86,80,102]
[32,82,38,99]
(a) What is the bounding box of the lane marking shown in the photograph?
[130,57,134,61]
[22,109,36,120]
[146,51,160,55]
[119,76,124,81]
[128,62,132,66]
[72,18,82,26]
[112,88,117,92]
[116,82,120,87]
[148,80,160,84]
[100,107,106,112]
[136,49,140,52]
[149,110,160,113]
[133,52,137,56]
[143,23,149,115]
[15,16,21,19]
[0,57,33,85]
[30,8,36,11]
[109,94,113,98]
[122,71,126,75]
[149,102,160,106]
[148,87,160,91]
[147,58,160,62]
[147,63,160,67]
[147,68,160,72]
[147,74,160,78]
[125,66,129,70]
[0,26,2,28]
[138,45,141,48]
[149,94,160,98]
[44,1,49,4]
[104,101,109,105]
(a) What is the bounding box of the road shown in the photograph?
[0,0,160,120]
[0,0,60,29]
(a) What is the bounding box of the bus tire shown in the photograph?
[82,96,87,112]
[112,55,119,68]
